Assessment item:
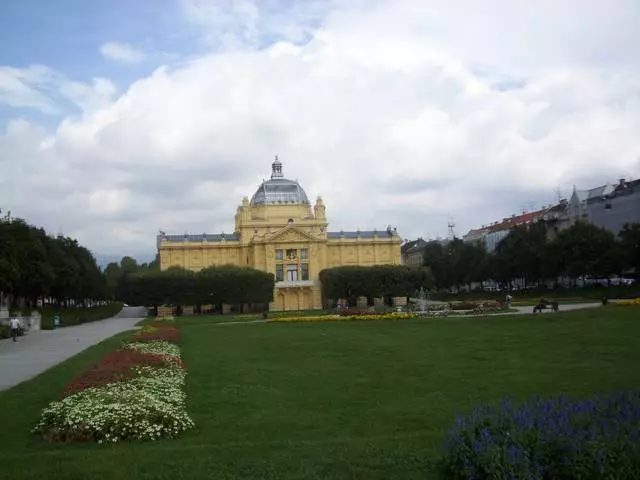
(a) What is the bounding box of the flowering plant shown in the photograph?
[442,391,640,479]
[616,298,640,307]
[132,324,181,343]
[273,313,417,322]
[62,348,177,397]
[34,331,193,444]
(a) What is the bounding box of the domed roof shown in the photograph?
[250,157,310,206]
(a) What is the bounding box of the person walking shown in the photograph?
[9,316,21,342]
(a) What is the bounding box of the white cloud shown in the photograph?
[2,0,640,257]
[0,65,61,113]
[100,42,145,63]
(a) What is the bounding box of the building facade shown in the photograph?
[157,158,402,311]
[463,208,550,252]
[587,179,640,234]
[401,238,427,266]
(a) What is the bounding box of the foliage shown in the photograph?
[423,221,640,291]
[0,215,105,307]
[319,265,433,303]
[442,391,640,479]
[39,303,124,329]
[555,222,624,281]
[423,239,488,290]
[619,223,640,274]
[118,265,274,308]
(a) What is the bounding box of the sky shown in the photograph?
[2,0,640,265]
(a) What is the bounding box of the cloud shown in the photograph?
[2,0,640,257]
[100,42,146,63]
[0,64,117,115]
[0,65,61,113]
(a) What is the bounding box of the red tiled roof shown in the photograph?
[486,208,549,233]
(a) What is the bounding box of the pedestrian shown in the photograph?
[9,316,21,342]
[505,294,513,307]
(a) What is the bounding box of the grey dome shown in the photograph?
[250,157,310,206]
[250,178,310,206]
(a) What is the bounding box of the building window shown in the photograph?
[275,249,283,260]
[275,264,284,282]
[301,263,309,280]
[300,248,308,260]
[287,264,298,281]
[286,249,297,260]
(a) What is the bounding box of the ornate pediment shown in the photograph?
[265,226,319,244]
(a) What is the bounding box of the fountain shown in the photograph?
[416,287,429,313]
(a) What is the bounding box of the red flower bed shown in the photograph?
[62,349,173,397]
[132,325,181,343]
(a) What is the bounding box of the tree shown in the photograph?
[120,265,275,310]
[619,223,640,274]
[319,265,433,306]
[554,221,621,281]
[422,241,453,290]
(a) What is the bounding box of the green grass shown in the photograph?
[1,307,640,479]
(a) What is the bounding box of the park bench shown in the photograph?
[533,299,559,313]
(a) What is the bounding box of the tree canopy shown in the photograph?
[422,220,639,290]
[0,213,105,307]
[117,265,275,307]
[319,265,434,304]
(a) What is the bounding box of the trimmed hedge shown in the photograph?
[39,303,124,330]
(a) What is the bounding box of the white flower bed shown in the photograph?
[125,340,181,361]
[33,341,194,444]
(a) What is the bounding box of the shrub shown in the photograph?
[442,391,640,479]
[40,303,124,330]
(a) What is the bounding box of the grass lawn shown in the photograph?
[1,307,639,479]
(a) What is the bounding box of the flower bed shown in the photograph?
[132,324,181,343]
[33,325,194,444]
[273,312,417,322]
[615,298,640,307]
[442,391,640,479]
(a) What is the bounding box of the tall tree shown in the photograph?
[619,223,640,274]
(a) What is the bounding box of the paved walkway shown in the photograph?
[0,307,146,391]
[511,302,601,315]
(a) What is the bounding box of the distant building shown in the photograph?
[587,178,640,235]
[541,199,570,240]
[462,227,489,245]
[401,238,427,266]
[157,158,402,311]
[463,208,550,252]
[565,183,615,227]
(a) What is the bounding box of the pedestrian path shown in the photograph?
[0,307,146,391]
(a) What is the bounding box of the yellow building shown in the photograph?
[157,157,402,311]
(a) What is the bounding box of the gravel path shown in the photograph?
[0,307,146,391]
